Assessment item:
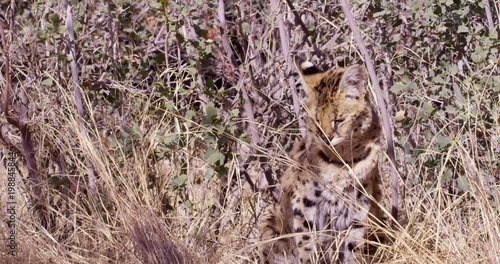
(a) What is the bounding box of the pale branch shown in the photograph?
[239,79,261,145]
[339,0,399,222]
[482,0,494,30]
[66,1,98,200]
[217,0,237,66]
[270,0,306,138]
[217,0,260,145]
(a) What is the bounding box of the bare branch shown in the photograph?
[218,0,276,193]
[339,0,399,222]
[0,20,19,128]
[107,2,117,80]
[0,18,43,221]
[217,0,237,66]
[66,1,97,199]
[270,0,306,138]
[482,0,494,30]
[239,78,261,145]
[284,0,322,58]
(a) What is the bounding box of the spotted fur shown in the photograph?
[259,59,385,264]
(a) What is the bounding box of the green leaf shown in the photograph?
[165,100,176,111]
[406,82,418,92]
[193,25,208,38]
[457,25,468,33]
[205,148,225,165]
[242,22,251,35]
[423,102,435,115]
[230,109,239,117]
[432,76,446,84]
[185,110,196,120]
[174,174,187,186]
[436,135,452,149]
[175,32,185,43]
[457,175,470,191]
[390,83,405,94]
[41,78,53,87]
[205,103,219,123]
[452,84,466,104]
[445,105,458,114]
[204,168,215,180]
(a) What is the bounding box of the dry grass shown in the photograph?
[0,0,498,263]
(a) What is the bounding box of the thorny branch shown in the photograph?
[339,0,400,222]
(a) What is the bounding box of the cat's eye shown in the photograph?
[333,119,345,129]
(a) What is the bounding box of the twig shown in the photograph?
[66,1,98,200]
[339,0,399,222]
[270,0,306,138]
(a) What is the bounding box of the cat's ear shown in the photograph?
[295,59,327,96]
[339,64,367,99]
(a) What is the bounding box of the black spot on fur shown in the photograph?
[348,80,359,86]
[352,222,364,229]
[319,150,346,164]
[298,141,306,151]
[293,208,304,217]
[295,227,304,233]
[314,189,322,197]
[313,182,319,187]
[348,243,355,251]
[302,65,322,75]
[303,197,316,207]
[303,234,311,240]
[304,247,312,252]
[362,181,369,188]
[357,191,363,199]
[303,220,313,229]
[318,150,332,163]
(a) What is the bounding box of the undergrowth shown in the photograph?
[0,0,498,263]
